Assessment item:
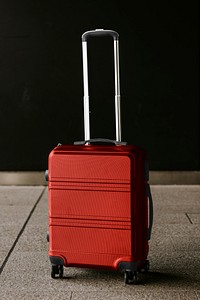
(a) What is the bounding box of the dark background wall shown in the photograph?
[0,0,199,171]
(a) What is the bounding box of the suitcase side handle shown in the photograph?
[82,29,119,42]
[146,183,153,241]
[82,29,121,142]
[74,138,127,146]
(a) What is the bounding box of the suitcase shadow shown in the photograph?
[55,268,194,287]
[59,268,121,281]
[142,271,194,286]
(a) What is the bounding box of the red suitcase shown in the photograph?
[47,29,153,284]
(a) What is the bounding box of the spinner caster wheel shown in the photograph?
[144,260,150,272]
[132,271,138,284]
[124,270,138,285]
[51,265,63,279]
[59,265,63,278]
[51,265,59,279]
[124,271,130,284]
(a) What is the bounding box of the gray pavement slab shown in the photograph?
[0,186,45,267]
[151,185,200,213]
[153,212,190,224]
[0,186,45,205]
[188,213,200,224]
[0,185,200,299]
[71,291,198,300]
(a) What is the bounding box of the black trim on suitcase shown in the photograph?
[146,184,153,241]
[50,256,64,266]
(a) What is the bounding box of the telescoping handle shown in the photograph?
[81,29,122,143]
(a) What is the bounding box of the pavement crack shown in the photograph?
[0,187,46,275]
[185,213,193,224]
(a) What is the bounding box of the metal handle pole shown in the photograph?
[114,39,121,142]
[82,41,90,141]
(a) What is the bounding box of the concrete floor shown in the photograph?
[0,185,200,299]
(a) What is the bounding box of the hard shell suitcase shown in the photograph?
[47,29,153,284]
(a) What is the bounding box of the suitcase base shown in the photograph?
[49,255,150,284]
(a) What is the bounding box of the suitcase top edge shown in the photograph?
[51,144,146,155]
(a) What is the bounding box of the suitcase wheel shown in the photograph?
[51,265,63,279]
[124,270,138,285]
[144,260,150,272]
[140,260,150,273]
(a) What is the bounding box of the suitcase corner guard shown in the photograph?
[118,260,148,272]
[49,256,64,266]
[118,261,138,272]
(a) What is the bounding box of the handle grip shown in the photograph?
[146,184,153,241]
[82,29,119,42]
[74,138,127,146]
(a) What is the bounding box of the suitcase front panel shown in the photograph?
[49,189,131,221]
[49,224,131,269]
[50,226,131,255]
[49,153,131,183]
